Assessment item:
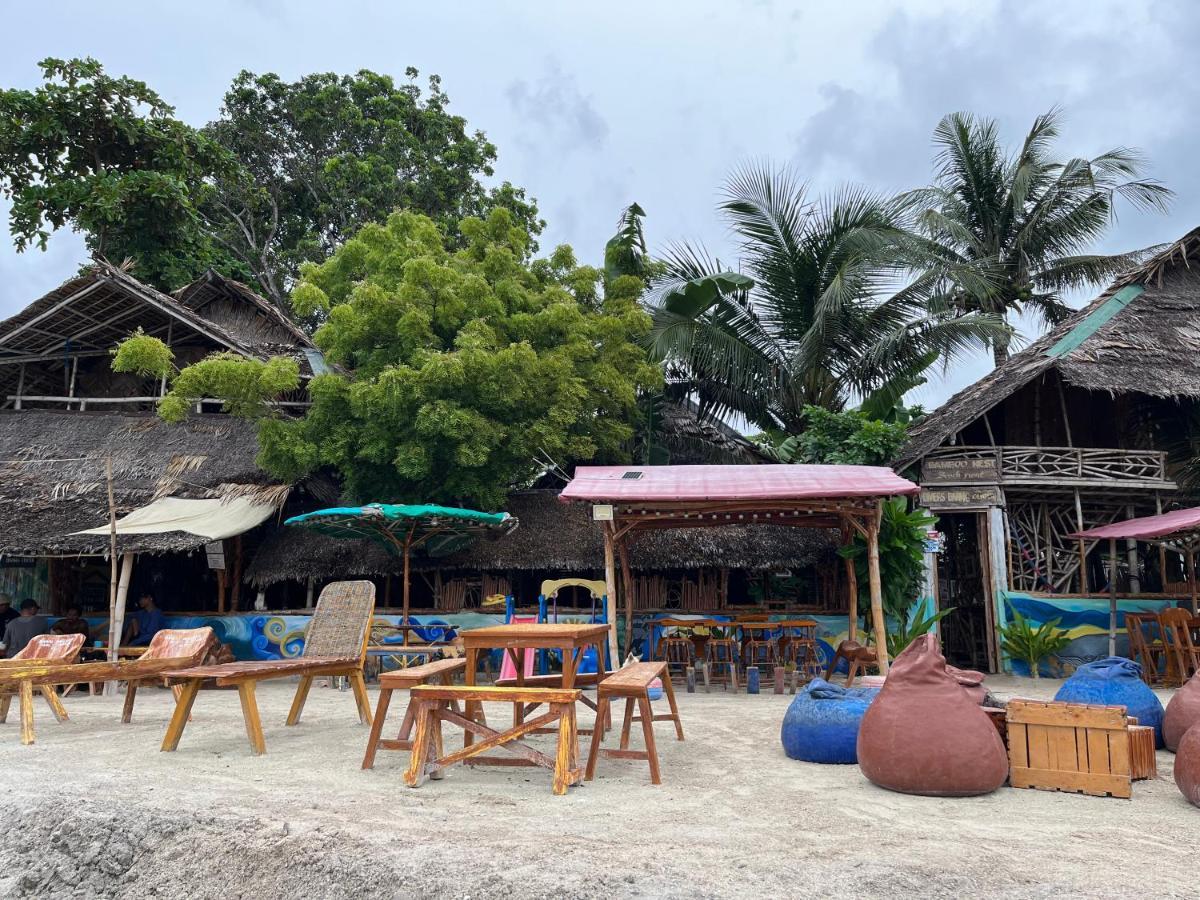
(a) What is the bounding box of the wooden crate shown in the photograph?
[1128,724,1157,781]
[1006,700,1138,799]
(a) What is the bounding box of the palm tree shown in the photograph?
[645,163,1004,435]
[906,108,1172,365]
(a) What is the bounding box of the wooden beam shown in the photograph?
[1108,537,1118,658]
[602,523,619,665]
[616,537,634,660]
[866,506,889,674]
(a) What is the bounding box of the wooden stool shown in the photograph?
[657,636,695,682]
[585,661,684,785]
[704,638,740,690]
[742,636,778,673]
[361,657,466,769]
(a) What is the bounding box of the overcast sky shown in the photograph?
[2,0,1197,407]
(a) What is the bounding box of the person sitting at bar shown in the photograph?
[0,594,17,632]
[1,599,50,657]
[52,604,92,641]
[123,591,167,647]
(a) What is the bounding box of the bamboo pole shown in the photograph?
[866,508,889,674]
[1188,547,1198,615]
[602,523,619,665]
[841,526,859,642]
[402,527,413,646]
[1108,537,1118,658]
[1074,489,1087,594]
[617,538,634,660]
[105,456,119,674]
[105,552,135,697]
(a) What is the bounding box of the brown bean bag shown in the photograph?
[1174,724,1200,808]
[856,634,1009,797]
[946,664,989,705]
[1164,673,1200,752]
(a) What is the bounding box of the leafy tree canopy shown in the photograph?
[757,405,911,466]
[133,209,659,509]
[201,68,543,306]
[0,57,240,289]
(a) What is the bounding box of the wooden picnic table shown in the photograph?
[461,623,610,691]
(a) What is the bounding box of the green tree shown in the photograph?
[905,108,1172,365]
[0,57,240,290]
[134,209,659,508]
[200,68,543,306]
[759,405,911,466]
[647,162,1005,434]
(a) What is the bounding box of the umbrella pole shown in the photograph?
[1108,537,1118,658]
[403,529,413,647]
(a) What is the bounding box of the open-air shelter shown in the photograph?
[559,463,921,672]
[1071,506,1200,654]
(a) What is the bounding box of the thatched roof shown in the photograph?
[899,226,1200,466]
[0,409,284,555]
[655,400,767,464]
[245,489,837,587]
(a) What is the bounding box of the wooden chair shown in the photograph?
[704,637,740,690]
[0,628,215,745]
[0,634,85,743]
[825,639,878,687]
[361,657,467,769]
[1006,699,1155,799]
[779,620,823,682]
[656,635,695,682]
[1123,612,1166,685]
[403,684,583,795]
[162,581,375,756]
[585,661,684,785]
[1160,608,1200,685]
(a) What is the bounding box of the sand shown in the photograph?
[0,674,1193,899]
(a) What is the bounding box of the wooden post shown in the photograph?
[1074,489,1088,594]
[1156,494,1168,595]
[105,552,135,697]
[602,523,619,665]
[305,577,315,610]
[402,528,413,646]
[1188,547,1197,615]
[104,455,119,682]
[1125,504,1140,594]
[616,538,634,660]
[1108,537,1118,658]
[230,535,243,611]
[842,525,859,642]
[866,509,889,675]
[216,569,227,614]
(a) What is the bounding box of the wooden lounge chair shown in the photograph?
[0,628,215,745]
[1160,608,1200,685]
[0,633,85,743]
[162,580,375,756]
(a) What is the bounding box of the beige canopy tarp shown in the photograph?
[74,496,277,541]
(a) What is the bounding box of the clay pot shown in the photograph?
[1173,724,1200,808]
[856,634,1008,797]
[1164,674,1200,753]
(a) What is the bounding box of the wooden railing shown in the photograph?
[922,446,1169,485]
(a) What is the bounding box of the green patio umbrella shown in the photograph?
[285,503,517,640]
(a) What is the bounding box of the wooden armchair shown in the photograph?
[0,634,85,743]
[1123,612,1166,685]
[162,580,375,755]
[1160,608,1200,685]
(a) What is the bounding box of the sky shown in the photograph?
[2,0,1198,407]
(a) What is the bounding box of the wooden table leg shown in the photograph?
[161,681,201,752]
[585,696,609,780]
[349,671,372,725]
[121,681,138,724]
[552,702,574,796]
[237,681,267,756]
[404,699,433,788]
[361,685,393,770]
[40,686,69,723]
[286,675,314,726]
[0,692,11,723]
[661,669,685,741]
[19,680,35,745]
[464,648,479,748]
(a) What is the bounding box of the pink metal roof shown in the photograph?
[559,464,920,503]
[1069,506,1200,541]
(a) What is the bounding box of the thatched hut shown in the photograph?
[898,226,1200,672]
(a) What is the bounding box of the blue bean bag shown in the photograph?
[781,678,878,764]
[1054,656,1165,747]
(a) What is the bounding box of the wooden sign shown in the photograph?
[922,455,1000,484]
[919,485,1003,510]
[592,504,614,521]
[205,541,226,570]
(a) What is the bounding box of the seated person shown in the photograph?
[2,599,50,658]
[52,604,92,640]
[123,591,167,647]
[0,594,17,632]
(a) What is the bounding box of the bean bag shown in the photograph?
[1164,674,1200,752]
[1054,657,1164,748]
[856,634,1008,796]
[946,664,989,705]
[781,678,878,764]
[1174,724,1200,808]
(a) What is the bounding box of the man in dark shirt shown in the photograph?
[0,595,17,632]
[124,591,167,647]
[52,605,92,641]
[2,599,49,657]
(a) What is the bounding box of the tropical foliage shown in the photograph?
[999,609,1071,679]
[126,209,659,508]
[839,498,935,625]
[905,108,1172,364]
[757,405,911,466]
[645,163,1005,433]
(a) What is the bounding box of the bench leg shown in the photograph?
[19,680,35,745]
[552,703,575,796]
[161,681,201,752]
[428,704,445,781]
[349,671,372,726]
[585,696,609,781]
[238,682,267,756]
[620,697,635,750]
[41,686,69,723]
[0,693,10,723]
[286,675,314,726]
[361,686,394,770]
[638,695,662,785]
[661,670,685,741]
[404,700,433,788]
[121,681,138,724]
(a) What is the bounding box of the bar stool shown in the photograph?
[656,634,696,682]
[780,620,823,683]
[704,636,741,690]
[741,624,778,673]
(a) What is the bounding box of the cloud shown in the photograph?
[505,59,609,152]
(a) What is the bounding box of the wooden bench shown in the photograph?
[361,657,467,769]
[1006,699,1156,799]
[495,670,612,735]
[585,661,684,785]
[403,684,583,795]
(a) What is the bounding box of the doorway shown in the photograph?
[935,512,996,672]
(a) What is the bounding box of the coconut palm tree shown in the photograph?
[645,162,1004,435]
[905,108,1172,365]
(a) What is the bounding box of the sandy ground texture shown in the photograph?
[0,674,1193,899]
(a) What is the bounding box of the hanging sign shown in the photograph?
[923,530,946,554]
[592,504,614,522]
[205,541,226,570]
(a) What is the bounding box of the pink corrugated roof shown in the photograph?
[559,464,919,503]
[1069,506,1200,541]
